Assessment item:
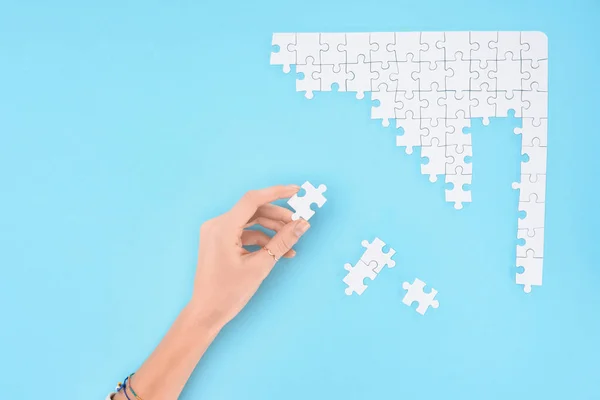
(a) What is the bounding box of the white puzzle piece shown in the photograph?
[273,31,549,292]
[512,173,546,203]
[445,167,472,210]
[402,278,439,315]
[270,33,296,73]
[360,237,396,272]
[517,228,544,258]
[287,181,327,221]
[518,195,545,235]
[516,249,543,293]
[421,138,452,182]
[343,260,377,296]
[515,117,548,147]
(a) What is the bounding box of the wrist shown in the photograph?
[181,302,226,337]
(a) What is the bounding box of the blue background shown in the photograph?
[0,1,598,399]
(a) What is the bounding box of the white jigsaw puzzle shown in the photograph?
[343,237,396,295]
[287,181,327,221]
[402,278,439,315]
[271,31,548,292]
[343,260,377,296]
[360,237,396,272]
[516,249,543,293]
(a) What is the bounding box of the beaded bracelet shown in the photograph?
[115,376,132,400]
[128,373,144,400]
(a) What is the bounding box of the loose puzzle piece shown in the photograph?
[343,260,377,296]
[287,181,327,221]
[360,237,396,273]
[516,249,543,293]
[402,278,439,315]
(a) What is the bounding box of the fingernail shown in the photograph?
[288,184,301,190]
[294,219,310,237]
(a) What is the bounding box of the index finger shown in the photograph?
[227,184,300,225]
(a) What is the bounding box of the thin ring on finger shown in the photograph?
[263,246,280,262]
[240,230,295,258]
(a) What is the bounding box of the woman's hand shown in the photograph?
[190,184,310,329]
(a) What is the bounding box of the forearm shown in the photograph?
[114,303,224,400]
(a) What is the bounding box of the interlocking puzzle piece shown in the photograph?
[360,237,396,272]
[295,57,320,99]
[441,31,473,61]
[419,85,447,122]
[491,57,527,97]
[420,31,445,63]
[287,181,327,221]
[402,278,439,315]
[395,111,428,155]
[445,167,472,210]
[517,228,544,258]
[371,87,400,127]
[440,90,475,120]
[521,31,548,67]
[291,33,326,64]
[343,260,377,296]
[340,33,375,63]
[320,33,346,67]
[470,59,497,91]
[388,32,424,62]
[512,173,546,203]
[491,90,523,118]
[421,138,453,183]
[391,57,420,94]
[347,54,378,99]
[316,64,351,92]
[521,83,548,124]
[469,83,496,125]
[395,91,428,120]
[514,117,548,147]
[420,118,447,146]
[522,59,548,91]
[492,31,526,61]
[270,33,296,73]
[516,249,543,293]
[446,59,475,91]
[446,144,472,175]
[445,111,472,149]
[470,31,498,66]
[517,194,545,235]
[370,32,396,65]
[521,139,547,175]
[371,61,399,91]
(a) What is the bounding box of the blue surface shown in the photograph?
[0,1,599,399]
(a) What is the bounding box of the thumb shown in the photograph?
[250,219,310,267]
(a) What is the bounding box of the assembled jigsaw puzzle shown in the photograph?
[271,31,548,294]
